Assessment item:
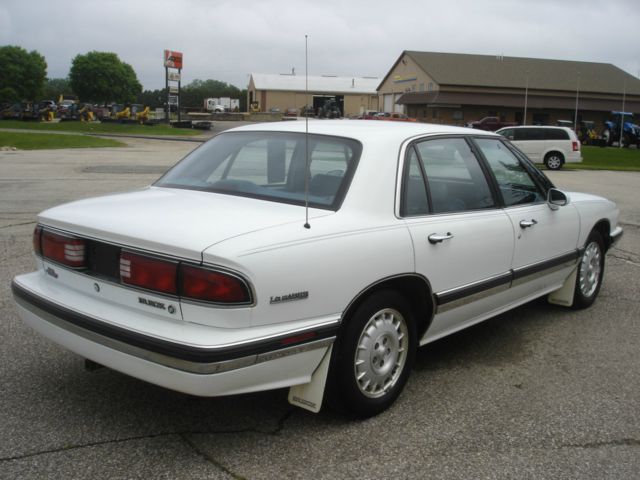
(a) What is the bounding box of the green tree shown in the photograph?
[69,51,142,104]
[0,45,47,101]
[136,88,166,109]
[42,78,74,101]
[180,79,243,109]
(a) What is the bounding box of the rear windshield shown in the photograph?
[155,131,362,210]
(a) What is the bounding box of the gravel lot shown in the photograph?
[1,135,638,479]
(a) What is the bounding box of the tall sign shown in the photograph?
[164,50,183,122]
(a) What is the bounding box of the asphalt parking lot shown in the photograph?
[1,134,639,479]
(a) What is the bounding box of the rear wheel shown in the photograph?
[572,231,605,309]
[544,152,564,170]
[328,290,417,418]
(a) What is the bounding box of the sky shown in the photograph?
[1,0,639,91]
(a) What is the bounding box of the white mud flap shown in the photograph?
[548,266,577,307]
[288,345,332,413]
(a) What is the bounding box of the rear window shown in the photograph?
[155,132,361,210]
[544,128,570,140]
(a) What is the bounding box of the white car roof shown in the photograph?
[226,119,498,144]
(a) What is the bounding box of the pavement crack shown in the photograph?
[609,251,640,267]
[0,221,35,229]
[180,434,246,480]
[0,412,297,465]
[561,438,640,449]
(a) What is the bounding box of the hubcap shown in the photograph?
[579,241,602,298]
[547,156,562,169]
[354,308,408,398]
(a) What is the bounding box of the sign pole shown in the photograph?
[165,64,169,124]
[177,68,181,122]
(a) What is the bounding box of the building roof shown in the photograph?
[384,51,640,96]
[250,73,379,94]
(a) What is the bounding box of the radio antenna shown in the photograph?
[303,34,311,229]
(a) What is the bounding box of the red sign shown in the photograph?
[164,50,183,69]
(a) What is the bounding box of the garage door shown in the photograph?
[383,94,393,113]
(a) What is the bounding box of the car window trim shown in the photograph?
[399,134,502,218]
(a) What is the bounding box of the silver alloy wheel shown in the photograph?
[546,154,562,170]
[353,308,408,399]
[579,241,602,298]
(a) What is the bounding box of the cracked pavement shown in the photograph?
[1,140,639,479]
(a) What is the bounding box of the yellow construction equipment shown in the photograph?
[115,106,131,120]
[136,106,150,124]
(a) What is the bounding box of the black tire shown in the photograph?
[327,290,417,418]
[572,231,605,309]
[544,152,564,170]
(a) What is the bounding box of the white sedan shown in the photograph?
[12,121,622,418]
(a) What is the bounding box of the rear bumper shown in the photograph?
[12,277,337,396]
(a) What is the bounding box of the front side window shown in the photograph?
[402,137,495,215]
[475,138,545,207]
[155,132,361,209]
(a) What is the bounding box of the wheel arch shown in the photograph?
[591,219,613,251]
[341,274,435,341]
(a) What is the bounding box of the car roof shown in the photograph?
[226,119,498,144]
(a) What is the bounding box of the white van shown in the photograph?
[496,126,582,170]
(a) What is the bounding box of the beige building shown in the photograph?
[378,51,640,126]
[248,73,379,117]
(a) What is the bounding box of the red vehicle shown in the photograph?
[467,116,517,131]
[376,112,418,122]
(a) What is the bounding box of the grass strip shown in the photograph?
[0,132,126,150]
[0,120,198,136]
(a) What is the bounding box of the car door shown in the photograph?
[473,138,580,298]
[400,137,515,342]
[514,127,545,162]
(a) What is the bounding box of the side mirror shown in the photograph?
[547,188,569,210]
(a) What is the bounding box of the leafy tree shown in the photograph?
[180,79,243,109]
[69,51,142,104]
[42,78,74,101]
[0,45,47,101]
[136,88,166,109]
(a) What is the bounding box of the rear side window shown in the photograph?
[515,128,544,141]
[403,138,495,215]
[544,128,570,140]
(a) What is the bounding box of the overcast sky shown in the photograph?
[2,0,639,91]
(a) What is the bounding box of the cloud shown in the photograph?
[2,0,639,91]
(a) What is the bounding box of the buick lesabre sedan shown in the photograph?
[12,121,622,417]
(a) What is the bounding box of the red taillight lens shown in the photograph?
[120,251,178,295]
[33,225,42,256]
[572,141,579,151]
[42,230,86,267]
[180,265,250,304]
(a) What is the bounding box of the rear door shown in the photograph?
[401,137,515,341]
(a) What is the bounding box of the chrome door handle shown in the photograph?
[428,232,454,244]
[519,219,538,228]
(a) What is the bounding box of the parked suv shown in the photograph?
[496,126,582,170]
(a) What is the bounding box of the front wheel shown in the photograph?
[328,290,417,418]
[572,231,605,309]
[544,152,564,170]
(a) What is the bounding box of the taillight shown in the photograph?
[572,141,579,151]
[120,251,178,295]
[180,264,251,304]
[42,230,86,268]
[33,225,42,256]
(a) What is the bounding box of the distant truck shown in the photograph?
[467,116,517,131]
[204,97,240,112]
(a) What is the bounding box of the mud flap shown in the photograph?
[548,266,577,307]
[288,345,333,413]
